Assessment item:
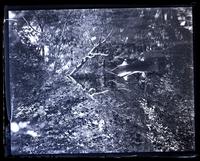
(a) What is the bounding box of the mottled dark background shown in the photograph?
[7,8,194,154]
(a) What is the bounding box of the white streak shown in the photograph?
[118,71,145,77]
[98,119,105,132]
[29,35,39,45]
[91,90,109,96]
[119,59,128,66]
[117,71,132,77]
[11,122,19,133]
[90,53,109,57]
[141,72,146,78]
[91,36,96,41]
[123,75,128,81]
[18,121,29,129]
[26,130,39,137]
[120,28,124,32]
[78,112,85,117]
[155,12,159,19]
[180,21,186,26]
[92,120,99,125]
[164,13,167,21]
[44,46,49,56]
[8,11,16,19]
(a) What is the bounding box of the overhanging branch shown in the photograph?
[69,29,113,76]
[22,16,41,34]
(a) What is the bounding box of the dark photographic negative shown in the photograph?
[6,7,194,155]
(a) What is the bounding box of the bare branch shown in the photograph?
[104,69,118,76]
[89,38,95,46]
[67,75,77,84]
[69,57,89,75]
[91,90,109,97]
[89,53,109,57]
[22,16,41,34]
[118,87,131,92]
[111,66,119,72]
[67,75,96,101]
[66,29,114,102]
[69,29,113,76]
[117,71,146,78]
[101,29,113,44]
[4,19,17,23]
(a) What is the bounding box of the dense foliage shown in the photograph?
[8,8,194,154]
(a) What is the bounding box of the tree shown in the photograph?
[8,7,194,154]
